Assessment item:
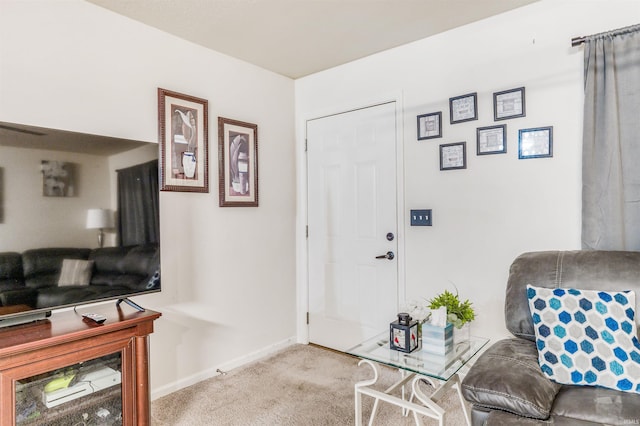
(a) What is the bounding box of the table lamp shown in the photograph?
[86,208,113,248]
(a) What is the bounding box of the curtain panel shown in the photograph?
[117,160,160,247]
[582,24,640,250]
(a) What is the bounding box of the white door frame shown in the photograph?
[295,92,406,344]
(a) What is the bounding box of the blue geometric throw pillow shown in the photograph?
[526,285,640,394]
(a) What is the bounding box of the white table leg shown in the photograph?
[451,375,471,426]
[412,373,471,426]
[354,359,379,426]
[355,359,454,426]
[411,376,445,426]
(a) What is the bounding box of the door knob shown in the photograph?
[375,251,395,260]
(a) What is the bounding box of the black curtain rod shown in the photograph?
[572,23,640,47]
[571,36,586,47]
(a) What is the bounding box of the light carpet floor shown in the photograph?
[151,344,470,425]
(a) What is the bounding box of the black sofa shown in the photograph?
[461,251,640,425]
[0,244,159,310]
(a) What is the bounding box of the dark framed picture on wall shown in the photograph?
[477,125,506,155]
[417,112,442,140]
[518,126,553,159]
[218,117,259,207]
[158,88,209,193]
[493,87,525,121]
[449,92,477,124]
[440,142,467,170]
[41,161,76,197]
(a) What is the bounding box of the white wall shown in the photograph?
[295,0,640,343]
[0,146,111,251]
[0,0,296,398]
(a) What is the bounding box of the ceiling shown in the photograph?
[86,0,539,79]
[0,122,150,155]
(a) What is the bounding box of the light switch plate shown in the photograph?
[410,209,432,226]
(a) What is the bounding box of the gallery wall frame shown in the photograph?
[449,92,478,124]
[440,142,467,170]
[518,126,553,159]
[477,125,507,155]
[158,88,209,193]
[494,87,526,121]
[218,117,259,207]
[417,111,442,140]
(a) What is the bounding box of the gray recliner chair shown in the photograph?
[461,250,640,425]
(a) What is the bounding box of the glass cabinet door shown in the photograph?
[15,352,123,425]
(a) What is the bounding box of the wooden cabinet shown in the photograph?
[0,305,161,425]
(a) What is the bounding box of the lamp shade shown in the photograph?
[86,208,114,229]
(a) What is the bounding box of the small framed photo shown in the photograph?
[518,126,553,159]
[158,88,209,193]
[494,87,525,121]
[41,161,76,197]
[477,125,506,155]
[218,117,259,207]
[417,112,442,140]
[449,92,477,124]
[440,142,467,170]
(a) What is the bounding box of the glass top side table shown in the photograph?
[347,332,489,426]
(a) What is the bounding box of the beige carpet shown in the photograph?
[151,344,470,425]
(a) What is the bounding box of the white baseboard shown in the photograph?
[150,336,296,400]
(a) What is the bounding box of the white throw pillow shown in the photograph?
[58,259,94,286]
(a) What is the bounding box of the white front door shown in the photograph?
[307,102,398,351]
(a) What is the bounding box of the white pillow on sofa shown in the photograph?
[58,259,94,286]
[527,285,640,394]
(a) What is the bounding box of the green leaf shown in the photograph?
[427,289,475,327]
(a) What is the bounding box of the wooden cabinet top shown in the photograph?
[0,304,161,357]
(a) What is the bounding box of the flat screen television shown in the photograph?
[0,121,160,328]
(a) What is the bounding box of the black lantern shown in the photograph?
[389,313,419,353]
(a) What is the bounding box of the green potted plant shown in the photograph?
[427,289,475,329]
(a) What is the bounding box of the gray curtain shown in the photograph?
[117,160,159,247]
[582,24,640,250]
